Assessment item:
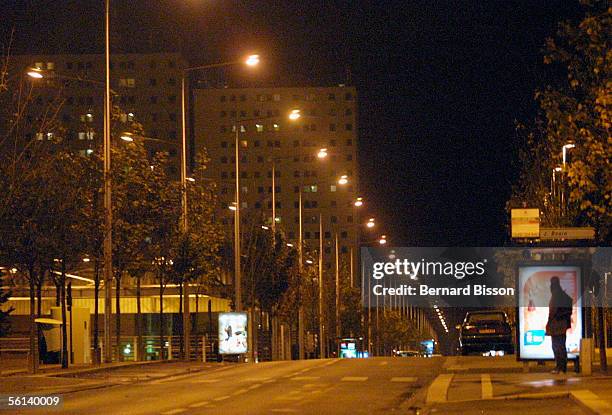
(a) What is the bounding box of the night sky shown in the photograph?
[0,0,583,246]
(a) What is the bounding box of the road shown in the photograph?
[28,357,442,415]
[5,356,610,414]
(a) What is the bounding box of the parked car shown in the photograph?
[457,311,514,355]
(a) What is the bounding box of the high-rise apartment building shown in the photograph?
[193,86,359,271]
[9,52,185,173]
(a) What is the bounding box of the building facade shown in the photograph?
[193,86,360,273]
[9,52,185,173]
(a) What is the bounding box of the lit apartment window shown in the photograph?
[86,132,95,140]
[330,185,337,192]
[273,94,281,101]
[273,123,280,131]
[78,132,86,140]
[240,140,248,148]
[119,78,135,87]
[256,124,264,132]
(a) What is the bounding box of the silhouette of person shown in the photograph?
[546,276,573,374]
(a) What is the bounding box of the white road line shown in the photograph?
[161,409,186,415]
[188,402,209,408]
[481,374,493,399]
[341,376,368,382]
[192,379,220,383]
[263,379,276,384]
[426,374,453,403]
[245,377,271,382]
[291,376,320,381]
[570,390,612,414]
[213,395,231,402]
[247,384,262,390]
[233,388,249,396]
[390,377,417,383]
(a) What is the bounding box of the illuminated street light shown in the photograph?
[338,175,349,185]
[354,197,363,207]
[26,67,43,78]
[305,260,314,265]
[245,54,260,66]
[317,148,328,159]
[289,109,301,120]
[367,218,375,228]
[186,177,195,183]
[120,132,134,142]
[286,243,294,247]
[379,235,387,245]
[229,202,237,211]
[82,257,91,263]
[562,142,576,165]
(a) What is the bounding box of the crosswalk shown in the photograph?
[426,372,612,415]
[186,375,418,384]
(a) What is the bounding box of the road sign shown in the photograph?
[539,227,595,240]
[511,208,540,238]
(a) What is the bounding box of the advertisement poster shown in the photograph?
[218,312,248,355]
[518,265,582,360]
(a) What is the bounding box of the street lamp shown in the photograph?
[179,55,259,360]
[354,197,364,207]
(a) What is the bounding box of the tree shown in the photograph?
[0,272,14,337]
[510,1,611,242]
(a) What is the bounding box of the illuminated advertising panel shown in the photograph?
[518,265,582,360]
[218,312,248,355]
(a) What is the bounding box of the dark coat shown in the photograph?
[546,287,573,336]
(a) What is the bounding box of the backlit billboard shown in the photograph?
[517,265,582,360]
[218,312,248,355]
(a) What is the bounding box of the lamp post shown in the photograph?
[179,55,259,360]
[103,0,113,365]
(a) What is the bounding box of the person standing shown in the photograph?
[546,276,573,374]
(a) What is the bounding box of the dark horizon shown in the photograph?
[0,0,584,246]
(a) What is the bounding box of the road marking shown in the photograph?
[188,402,209,408]
[570,390,612,414]
[213,395,231,402]
[263,379,276,384]
[426,374,453,403]
[390,377,417,383]
[245,377,271,382]
[192,378,220,383]
[233,388,249,396]
[380,361,388,366]
[341,376,368,382]
[291,376,320,381]
[247,384,262,390]
[161,409,186,415]
[481,374,493,399]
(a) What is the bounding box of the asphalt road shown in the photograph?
[27,357,443,415]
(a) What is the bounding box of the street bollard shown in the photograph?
[580,338,592,375]
[202,336,207,362]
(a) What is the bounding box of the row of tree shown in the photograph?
[508,0,610,242]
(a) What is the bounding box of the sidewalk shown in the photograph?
[424,356,612,415]
[0,360,231,396]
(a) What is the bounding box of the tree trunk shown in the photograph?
[28,264,38,374]
[60,261,68,369]
[115,272,122,362]
[93,259,100,364]
[136,273,142,361]
[159,272,165,360]
[179,281,184,359]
